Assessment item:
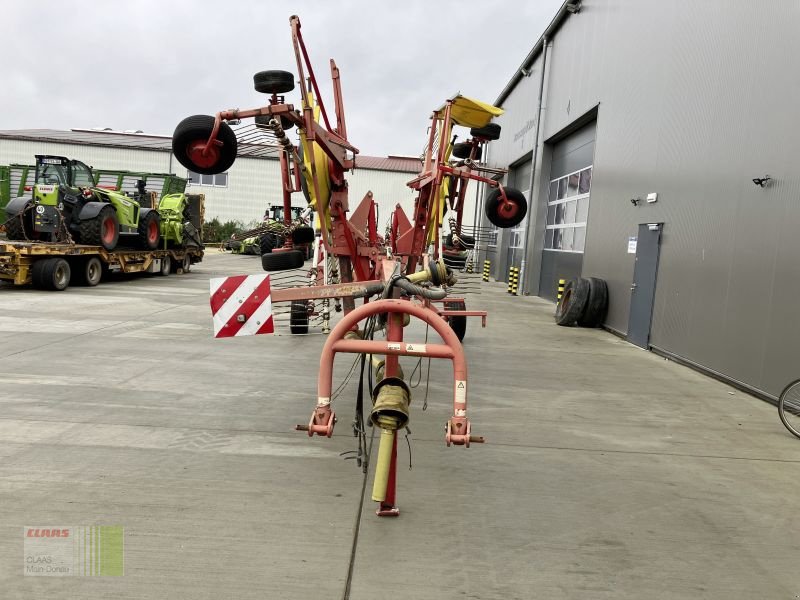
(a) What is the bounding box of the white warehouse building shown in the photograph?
[0,128,422,226]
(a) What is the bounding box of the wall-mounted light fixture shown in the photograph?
[519,67,530,77]
[752,175,772,188]
[566,1,582,13]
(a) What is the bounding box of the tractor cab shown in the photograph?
[34,155,94,190]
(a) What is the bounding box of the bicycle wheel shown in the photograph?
[778,379,800,439]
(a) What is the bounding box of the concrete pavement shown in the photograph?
[1,250,799,599]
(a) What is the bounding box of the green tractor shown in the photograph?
[4,155,161,251]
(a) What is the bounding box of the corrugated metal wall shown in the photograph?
[489,0,800,397]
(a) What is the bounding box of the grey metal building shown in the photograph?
[481,0,799,399]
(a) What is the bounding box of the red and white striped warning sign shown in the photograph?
[209,274,274,338]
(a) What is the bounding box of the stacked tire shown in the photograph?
[554,277,608,327]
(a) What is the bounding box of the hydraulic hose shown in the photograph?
[394,278,448,300]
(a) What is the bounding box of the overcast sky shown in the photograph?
[2,0,563,157]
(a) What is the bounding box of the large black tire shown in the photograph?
[290,300,309,334]
[159,255,171,276]
[79,205,119,250]
[470,122,501,141]
[255,114,294,131]
[485,187,528,228]
[259,233,276,255]
[261,249,305,271]
[4,208,31,240]
[137,211,160,250]
[291,226,315,245]
[452,142,481,160]
[71,256,102,287]
[555,278,591,326]
[447,301,467,342]
[31,258,71,291]
[578,277,609,327]
[253,70,295,94]
[172,115,238,175]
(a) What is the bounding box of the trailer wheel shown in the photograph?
[452,142,481,160]
[470,122,501,141]
[180,254,191,273]
[79,205,119,250]
[555,278,590,326]
[255,114,294,131]
[137,211,160,250]
[445,301,467,342]
[577,277,608,327]
[32,258,71,291]
[253,70,295,94]
[261,249,304,271]
[159,255,171,276]
[72,257,102,287]
[172,115,238,175]
[291,226,315,245]
[485,187,527,228]
[290,301,309,334]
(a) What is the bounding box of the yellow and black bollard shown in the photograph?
[466,257,473,274]
[482,260,491,282]
[507,266,520,295]
[557,278,566,300]
[507,266,514,294]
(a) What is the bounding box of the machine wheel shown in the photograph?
[259,233,277,255]
[137,211,160,250]
[79,205,119,250]
[253,70,295,94]
[172,115,238,175]
[4,208,32,240]
[555,278,590,326]
[778,380,800,440]
[290,300,309,334]
[447,301,467,342]
[261,250,305,272]
[485,187,528,229]
[255,114,294,131]
[452,142,481,160]
[159,255,171,276]
[470,122,501,141]
[180,254,191,273]
[291,226,315,245]
[577,277,608,327]
[31,258,71,291]
[71,256,103,287]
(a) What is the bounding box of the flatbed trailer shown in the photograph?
[0,239,203,290]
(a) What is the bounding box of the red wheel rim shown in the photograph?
[498,200,520,218]
[186,140,220,169]
[148,220,158,244]
[102,217,116,245]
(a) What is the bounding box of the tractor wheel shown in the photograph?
[485,187,528,229]
[79,205,119,250]
[159,255,171,276]
[255,114,294,131]
[290,300,309,334]
[253,70,295,94]
[452,142,481,160]
[555,278,591,326]
[31,258,71,291]
[4,207,32,240]
[470,122,501,141]
[71,256,103,287]
[259,233,276,255]
[447,301,467,342]
[291,226,315,245]
[261,250,305,272]
[577,277,609,327]
[137,211,160,250]
[172,115,238,175]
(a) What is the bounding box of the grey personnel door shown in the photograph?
[627,223,663,348]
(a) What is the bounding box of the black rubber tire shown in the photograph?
[448,301,467,342]
[485,187,528,229]
[31,258,71,291]
[291,226,315,245]
[253,70,295,94]
[555,278,591,326]
[172,115,238,175]
[255,114,294,131]
[577,277,609,327]
[79,205,119,250]
[4,208,30,240]
[290,300,309,334]
[452,142,481,160]
[159,255,171,276]
[137,211,160,250]
[229,241,242,252]
[181,254,191,273]
[470,122,501,141]
[71,256,102,287]
[778,380,800,440]
[261,249,305,271]
[259,233,277,255]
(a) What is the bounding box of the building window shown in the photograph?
[187,170,228,187]
[545,166,592,253]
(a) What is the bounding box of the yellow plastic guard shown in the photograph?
[299,93,332,231]
[446,94,504,128]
